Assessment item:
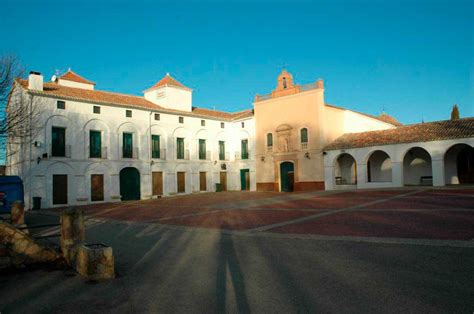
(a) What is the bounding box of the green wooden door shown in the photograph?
[240,169,250,190]
[280,162,294,192]
[120,167,140,200]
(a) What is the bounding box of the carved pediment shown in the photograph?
[276,124,293,153]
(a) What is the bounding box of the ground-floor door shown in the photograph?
[120,167,141,201]
[280,162,295,192]
[177,172,186,193]
[52,174,68,205]
[91,174,104,201]
[152,171,163,196]
[199,172,207,191]
[220,172,227,191]
[240,169,250,191]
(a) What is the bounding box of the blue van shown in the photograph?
[0,176,24,213]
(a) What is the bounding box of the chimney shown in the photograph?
[28,71,43,91]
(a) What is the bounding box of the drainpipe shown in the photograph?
[148,111,152,197]
[28,94,33,210]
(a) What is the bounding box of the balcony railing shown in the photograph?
[217,151,230,161]
[122,147,139,159]
[299,83,318,92]
[301,142,308,150]
[254,93,272,102]
[235,151,250,160]
[51,145,71,158]
[152,148,166,160]
[88,146,107,159]
[177,149,190,160]
[267,146,273,152]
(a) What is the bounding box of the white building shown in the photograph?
[7,70,255,209]
[6,69,474,210]
[323,119,474,190]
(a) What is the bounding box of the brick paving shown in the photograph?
[48,188,474,240]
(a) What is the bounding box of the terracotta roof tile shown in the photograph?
[147,73,186,90]
[16,79,252,121]
[59,70,95,85]
[325,118,474,151]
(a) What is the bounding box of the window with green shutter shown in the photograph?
[199,139,206,160]
[176,137,184,159]
[123,133,133,158]
[301,128,308,143]
[267,133,273,147]
[52,127,66,157]
[89,130,102,158]
[241,139,249,160]
[219,141,225,160]
[151,135,160,159]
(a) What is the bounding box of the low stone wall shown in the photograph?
[0,221,63,269]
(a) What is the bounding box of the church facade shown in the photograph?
[6,69,474,209]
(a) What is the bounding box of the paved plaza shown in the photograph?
[1,187,473,313]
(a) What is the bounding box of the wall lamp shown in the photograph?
[260,156,265,162]
[305,152,310,159]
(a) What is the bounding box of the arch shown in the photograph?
[239,129,250,140]
[444,143,474,184]
[403,147,432,186]
[83,118,110,133]
[171,126,191,138]
[195,128,209,139]
[334,153,357,185]
[83,118,110,159]
[280,161,295,192]
[119,167,140,201]
[116,121,140,134]
[366,150,392,182]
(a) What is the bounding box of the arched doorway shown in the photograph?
[280,162,294,192]
[335,153,357,185]
[403,147,432,186]
[367,150,392,182]
[119,167,140,200]
[444,144,474,184]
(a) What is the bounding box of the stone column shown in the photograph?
[11,201,25,226]
[391,162,403,187]
[432,159,445,187]
[60,208,85,265]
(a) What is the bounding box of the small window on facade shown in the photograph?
[267,133,273,147]
[301,128,308,143]
[126,110,132,118]
[154,113,160,121]
[241,122,245,128]
[93,106,100,114]
[57,100,65,110]
[201,120,206,127]
[179,116,184,124]
[221,122,225,128]
[283,77,287,89]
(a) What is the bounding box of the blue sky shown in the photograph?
[0,0,472,125]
